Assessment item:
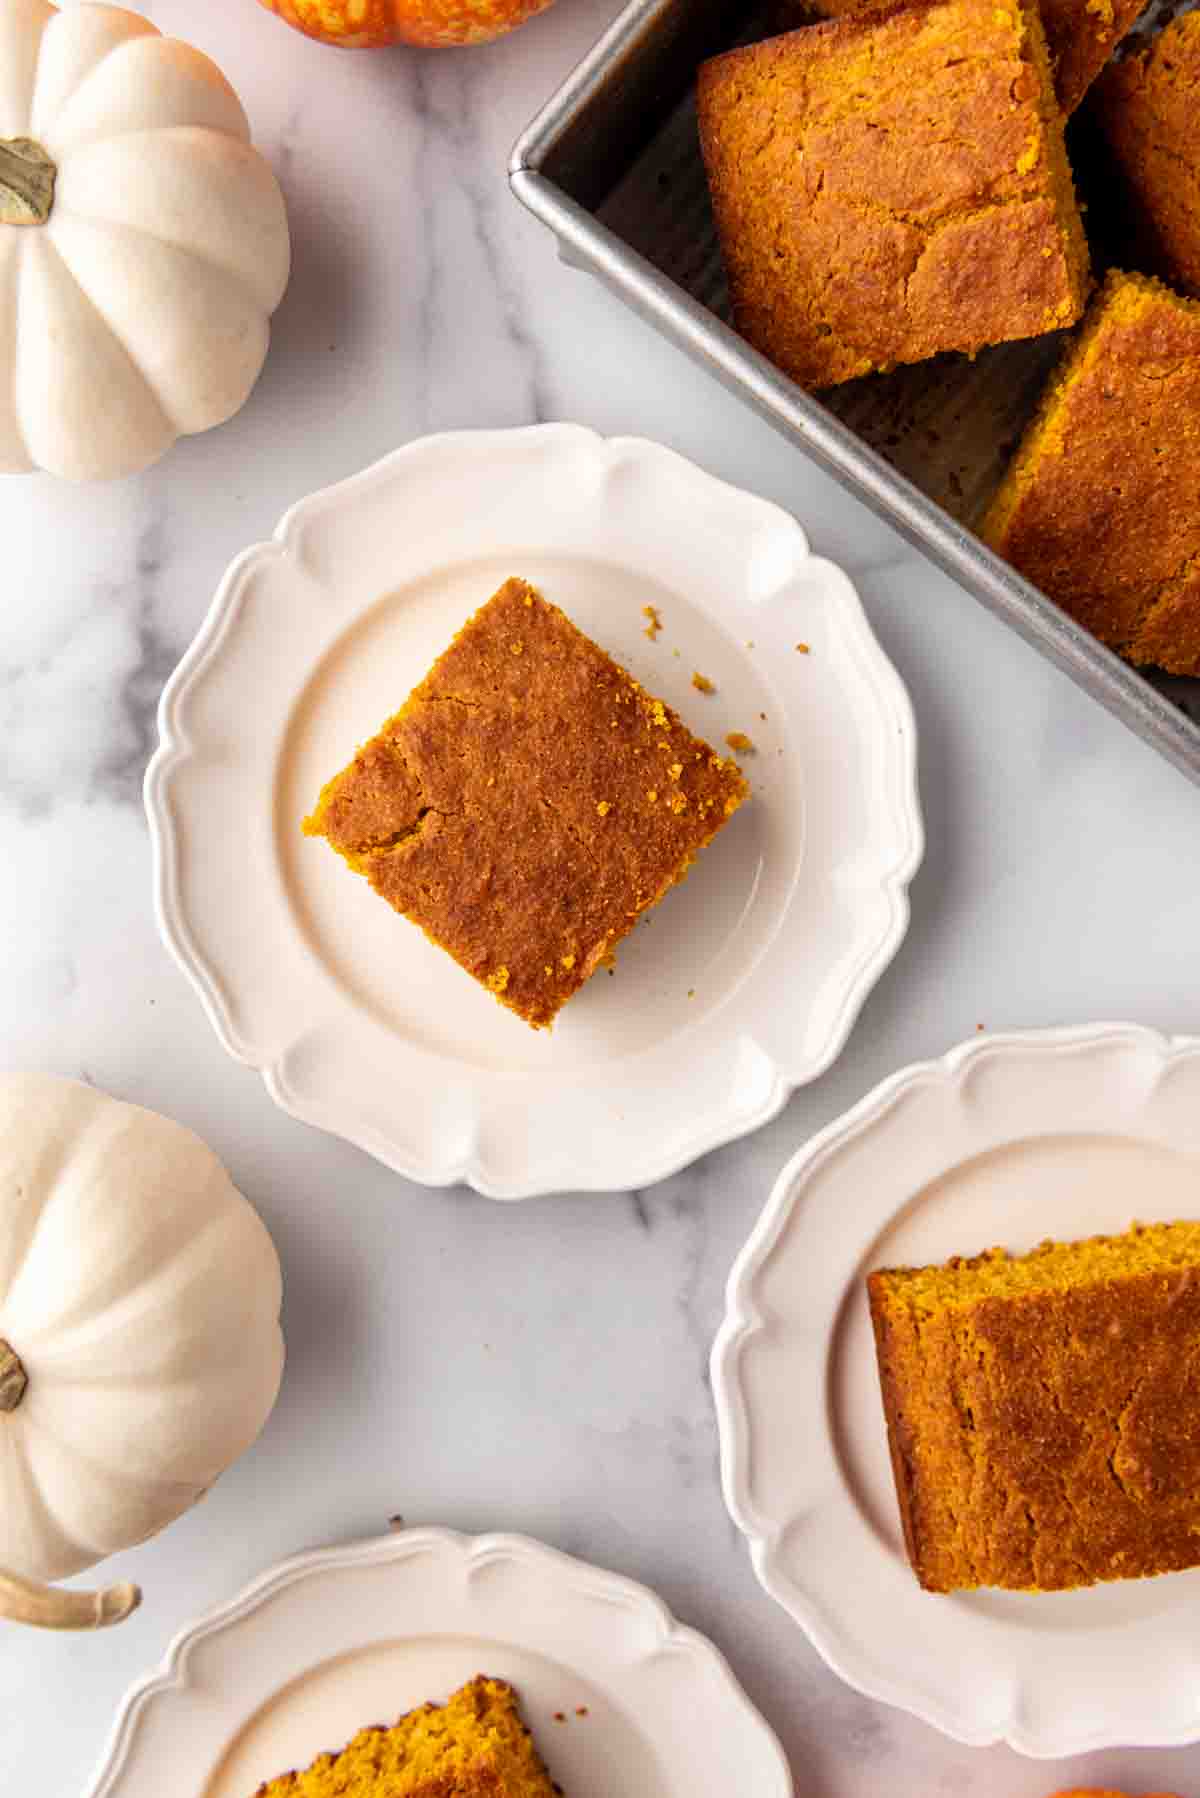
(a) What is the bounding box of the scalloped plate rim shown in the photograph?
[145,424,923,1198]
[712,1021,1200,1756]
[83,1525,794,1798]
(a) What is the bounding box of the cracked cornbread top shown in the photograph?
[1091,14,1200,301]
[982,271,1200,677]
[869,1221,1200,1593]
[251,1675,560,1797]
[799,0,1145,114]
[696,0,1090,390]
[304,577,747,1029]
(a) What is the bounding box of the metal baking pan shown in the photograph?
[509,0,1200,788]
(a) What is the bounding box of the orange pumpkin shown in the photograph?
[256,0,555,48]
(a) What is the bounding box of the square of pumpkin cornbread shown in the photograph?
[695,0,1091,390]
[869,1221,1200,1594]
[251,1675,559,1796]
[304,577,748,1030]
[796,0,1145,113]
[982,271,1200,677]
[1090,16,1200,300]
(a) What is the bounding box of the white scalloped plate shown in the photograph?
[145,425,921,1198]
[712,1023,1200,1758]
[84,1527,792,1798]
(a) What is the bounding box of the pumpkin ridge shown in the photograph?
[28,7,160,147]
[0,1072,87,1314]
[0,1090,181,1336]
[34,27,162,157]
[0,229,33,470]
[26,226,177,433]
[0,0,53,146]
[0,1417,83,1579]
[51,158,288,318]
[41,35,249,162]
[46,210,277,438]
[5,1163,259,1352]
[21,1407,206,1503]
[14,1425,198,1575]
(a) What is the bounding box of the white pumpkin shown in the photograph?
[0,0,290,481]
[0,1073,284,1628]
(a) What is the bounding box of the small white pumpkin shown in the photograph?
[0,1073,284,1628]
[0,0,290,481]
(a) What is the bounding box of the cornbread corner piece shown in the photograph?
[868,1221,1200,1594]
[1091,16,1200,299]
[251,1675,560,1797]
[695,0,1091,391]
[800,0,1145,112]
[303,577,748,1030]
[982,271,1200,677]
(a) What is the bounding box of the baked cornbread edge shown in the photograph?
[696,0,1091,389]
[1022,0,1092,327]
[980,269,1189,550]
[250,1673,560,1798]
[303,578,749,1030]
[866,1269,934,1587]
[1090,15,1200,298]
[868,1219,1200,1594]
[792,0,1146,114]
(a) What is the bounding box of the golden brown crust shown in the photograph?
[1090,16,1200,299]
[304,578,747,1029]
[252,1675,560,1797]
[866,1275,928,1580]
[798,0,1144,111]
[869,1227,1200,1593]
[982,270,1200,677]
[695,0,1090,390]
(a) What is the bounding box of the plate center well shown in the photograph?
[829,1131,1200,1628]
[206,1634,668,1798]
[275,553,802,1074]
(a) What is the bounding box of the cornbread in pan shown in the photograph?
[868,1220,1200,1593]
[982,271,1200,677]
[251,1675,561,1795]
[304,577,747,1029]
[695,0,1091,391]
[1091,15,1200,299]
[799,0,1145,113]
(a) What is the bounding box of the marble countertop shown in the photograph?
[5,2,1200,1793]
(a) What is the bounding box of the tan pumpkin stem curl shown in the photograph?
[0,137,57,226]
[0,1568,142,1631]
[0,1339,27,1411]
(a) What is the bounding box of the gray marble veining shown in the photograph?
[3,2,1200,1796]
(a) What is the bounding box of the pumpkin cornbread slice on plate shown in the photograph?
[982,271,1200,676]
[696,0,1090,390]
[251,1674,559,1797]
[149,425,921,1195]
[304,577,747,1029]
[86,1525,793,1796]
[869,1220,1200,1594]
[711,1025,1200,1751]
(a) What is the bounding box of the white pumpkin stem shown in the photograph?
[0,138,57,226]
[0,1567,141,1631]
[0,1339,27,1411]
